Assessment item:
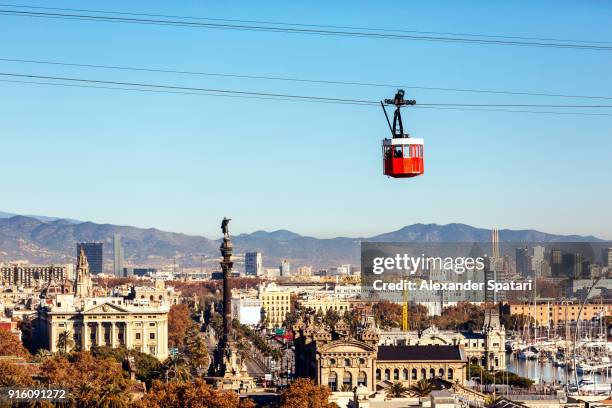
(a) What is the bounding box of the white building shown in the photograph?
[280,260,290,277]
[231,296,262,326]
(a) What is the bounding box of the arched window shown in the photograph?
[328,372,338,391]
[343,372,352,389]
[345,358,351,367]
[376,369,381,381]
[384,369,390,381]
[393,368,399,380]
[430,368,435,379]
[402,369,409,380]
[421,368,426,379]
[411,368,417,380]
[358,371,367,387]
[448,368,454,380]
[329,358,336,366]
[439,368,445,378]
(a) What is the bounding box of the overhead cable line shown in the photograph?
[2,78,611,116]
[0,72,379,105]
[2,72,612,116]
[2,57,611,101]
[1,2,610,45]
[1,9,612,50]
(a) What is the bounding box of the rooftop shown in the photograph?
[377,345,464,361]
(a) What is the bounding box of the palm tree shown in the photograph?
[408,379,433,397]
[98,383,130,408]
[386,381,409,398]
[56,330,74,354]
[340,383,353,392]
[33,348,52,362]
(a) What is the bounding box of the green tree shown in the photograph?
[91,346,162,385]
[184,325,210,372]
[408,379,433,397]
[56,330,74,354]
[323,309,341,328]
[386,381,409,398]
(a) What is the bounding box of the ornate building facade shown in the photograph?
[36,249,169,360]
[378,309,506,371]
[293,315,467,393]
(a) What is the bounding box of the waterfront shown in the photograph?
[506,354,611,385]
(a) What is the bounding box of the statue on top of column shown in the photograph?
[221,217,231,238]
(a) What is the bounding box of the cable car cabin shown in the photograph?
[382,137,424,178]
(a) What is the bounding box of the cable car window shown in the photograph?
[394,146,403,158]
[403,145,411,158]
[384,146,392,159]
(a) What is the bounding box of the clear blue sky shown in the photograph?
[1,1,611,239]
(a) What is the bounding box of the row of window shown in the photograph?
[327,371,366,391]
[375,367,454,381]
[328,358,367,367]
[383,145,424,159]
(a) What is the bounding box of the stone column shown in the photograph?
[111,323,117,348]
[82,322,89,351]
[142,324,147,353]
[50,323,57,353]
[163,319,168,356]
[125,323,132,349]
[156,322,161,358]
[96,322,103,347]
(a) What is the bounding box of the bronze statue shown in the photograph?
[221,217,231,237]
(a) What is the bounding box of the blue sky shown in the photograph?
[1,1,611,239]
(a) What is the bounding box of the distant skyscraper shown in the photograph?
[245,252,263,276]
[550,249,563,277]
[562,252,584,279]
[531,245,545,276]
[515,247,530,276]
[491,228,500,259]
[76,242,103,274]
[485,228,505,302]
[604,248,612,268]
[113,233,124,277]
[280,260,290,277]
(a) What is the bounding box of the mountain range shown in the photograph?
[0,212,602,271]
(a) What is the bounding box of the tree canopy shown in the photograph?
[0,329,31,358]
[280,378,337,408]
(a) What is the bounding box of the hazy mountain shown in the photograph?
[369,223,600,243]
[0,210,81,224]
[0,213,603,271]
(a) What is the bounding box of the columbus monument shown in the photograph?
[211,217,254,390]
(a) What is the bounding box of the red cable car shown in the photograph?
[381,90,424,178]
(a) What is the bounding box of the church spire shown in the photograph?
[77,247,89,271]
[75,247,92,298]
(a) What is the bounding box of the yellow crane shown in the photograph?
[402,275,409,331]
